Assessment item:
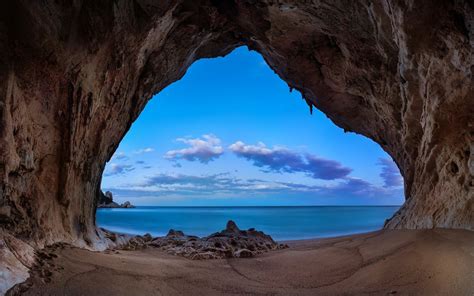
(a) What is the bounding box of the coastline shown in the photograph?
[95,205,400,241]
[96,226,372,244]
[10,229,474,295]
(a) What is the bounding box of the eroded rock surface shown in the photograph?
[0,0,472,293]
[148,220,287,259]
[0,231,35,295]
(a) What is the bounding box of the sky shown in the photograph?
[102,47,404,206]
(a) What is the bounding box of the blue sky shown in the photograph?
[102,47,404,206]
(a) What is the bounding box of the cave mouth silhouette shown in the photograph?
[96,47,404,239]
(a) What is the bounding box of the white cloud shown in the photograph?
[134,147,155,154]
[165,134,224,163]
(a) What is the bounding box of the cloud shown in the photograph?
[113,151,128,160]
[134,160,152,169]
[105,171,402,201]
[115,173,286,196]
[134,147,155,154]
[165,134,224,163]
[304,155,352,180]
[269,177,386,198]
[142,173,225,187]
[316,178,381,197]
[228,141,351,180]
[104,163,135,176]
[378,158,403,188]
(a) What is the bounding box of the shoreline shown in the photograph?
[10,229,474,295]
[97,225,387,243]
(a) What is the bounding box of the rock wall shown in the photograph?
[0,0,472,292]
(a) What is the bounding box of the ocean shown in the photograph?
[96,206,399,241]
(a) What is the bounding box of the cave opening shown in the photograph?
[96,46,403,241]
[1,3,473,294]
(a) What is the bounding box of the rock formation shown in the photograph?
[98,191,114,205]
[148,220,287,259]
[0,0,472,293]
[103,220,286,259]
[99,220,287,259]
[97,191,134,208]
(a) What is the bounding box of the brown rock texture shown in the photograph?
[99,221,287,259]
[147,220,287,259]
[0,0,472,292]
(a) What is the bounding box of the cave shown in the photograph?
[0,0,472,293]
[96,46,403,238]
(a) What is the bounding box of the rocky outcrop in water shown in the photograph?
[98,191,113,205]
[0,1,472,293]
[148,220,288,259]
[97,191,134,208]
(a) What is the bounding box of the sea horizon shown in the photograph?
[97,205,399,241]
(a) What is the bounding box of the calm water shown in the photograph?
[96,206,399,241]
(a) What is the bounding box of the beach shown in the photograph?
[10,229,474,295]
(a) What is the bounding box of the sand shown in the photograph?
[9,229,474,296]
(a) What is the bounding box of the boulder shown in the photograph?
[167,229,185,237]
[121,201,135,208]
[225,220,240,233]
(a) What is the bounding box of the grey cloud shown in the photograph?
[107,172,401,200]
[228,141,352,180]
[378,158,403,188]
[104,163,135,176]
[113,152,128,160]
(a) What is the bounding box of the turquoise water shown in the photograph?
[96,206,399,241]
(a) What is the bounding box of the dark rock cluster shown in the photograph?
[105,221,287,259]
[97,191,134,209]
[98,191,113,205]
[148,220,288,259]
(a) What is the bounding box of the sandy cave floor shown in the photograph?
[8,229,474,296]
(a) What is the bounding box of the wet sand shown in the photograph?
[10,229,474,295]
